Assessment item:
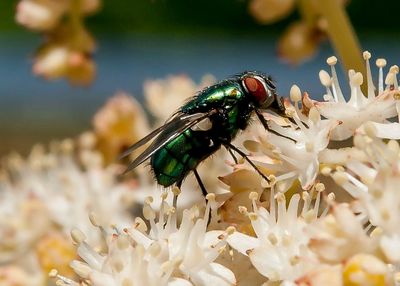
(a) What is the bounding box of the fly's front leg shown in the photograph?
[226,147,238,164]
[220,139,270,183]
[255,110,296,143]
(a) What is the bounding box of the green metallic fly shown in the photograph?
[121,71,292,196]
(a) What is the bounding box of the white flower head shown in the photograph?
[313,53,398,140]
[0,137,134,264]
[308,203,377,263]
[331,131,400,264]
[144,74,216,124]
[16,0,69,31]
[54,191,236,286]
[243,87,338,191]
[227,187,327,283]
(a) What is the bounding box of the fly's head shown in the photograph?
[240,71,280,110]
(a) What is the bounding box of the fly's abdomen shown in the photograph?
[150,129,217,187]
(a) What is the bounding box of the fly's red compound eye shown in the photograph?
[243,76,268,104]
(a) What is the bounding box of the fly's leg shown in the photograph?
[255,110,296,143]
[194,169,208,197]
[221,140,270,183]
[226,147,238,164]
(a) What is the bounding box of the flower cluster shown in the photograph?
[0,133,134,285]
[16,0,100,85]
[53,191,236,286]
[247,0,350,64]
[3,52,400,286]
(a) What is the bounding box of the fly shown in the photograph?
[121,71,294,196]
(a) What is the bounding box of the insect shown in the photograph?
[121,71,291,196]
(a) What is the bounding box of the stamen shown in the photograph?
[327,56,345,102]
[363,51,376,99]
[289,85,302,103]
[390,65,399,90]
[376,58,387,93]
[71,228,86,244]
[319,70,334,102]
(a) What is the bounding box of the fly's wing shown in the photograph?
[121,111,216,174]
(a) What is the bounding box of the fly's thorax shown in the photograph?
[181,81,245,113]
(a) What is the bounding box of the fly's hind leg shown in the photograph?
[194,169,208,197]
[222,140,270,183]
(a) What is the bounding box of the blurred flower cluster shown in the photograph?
[248,0,350,64]
[3,53,400,286]
[16,0,100,85]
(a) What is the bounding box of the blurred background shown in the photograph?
[0,0,400,156]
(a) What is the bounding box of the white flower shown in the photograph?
[227,187,327,284]
[312,53,398,140]
[330,130,400,264]
[16,0,69,31]
[54,192,236,286]
[144,74,215,124]
[242,86,338,191]
[308,203,377,263]
[0,136,134,269]
[16,0,101,31]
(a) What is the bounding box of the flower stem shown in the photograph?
[69,0,84,49]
